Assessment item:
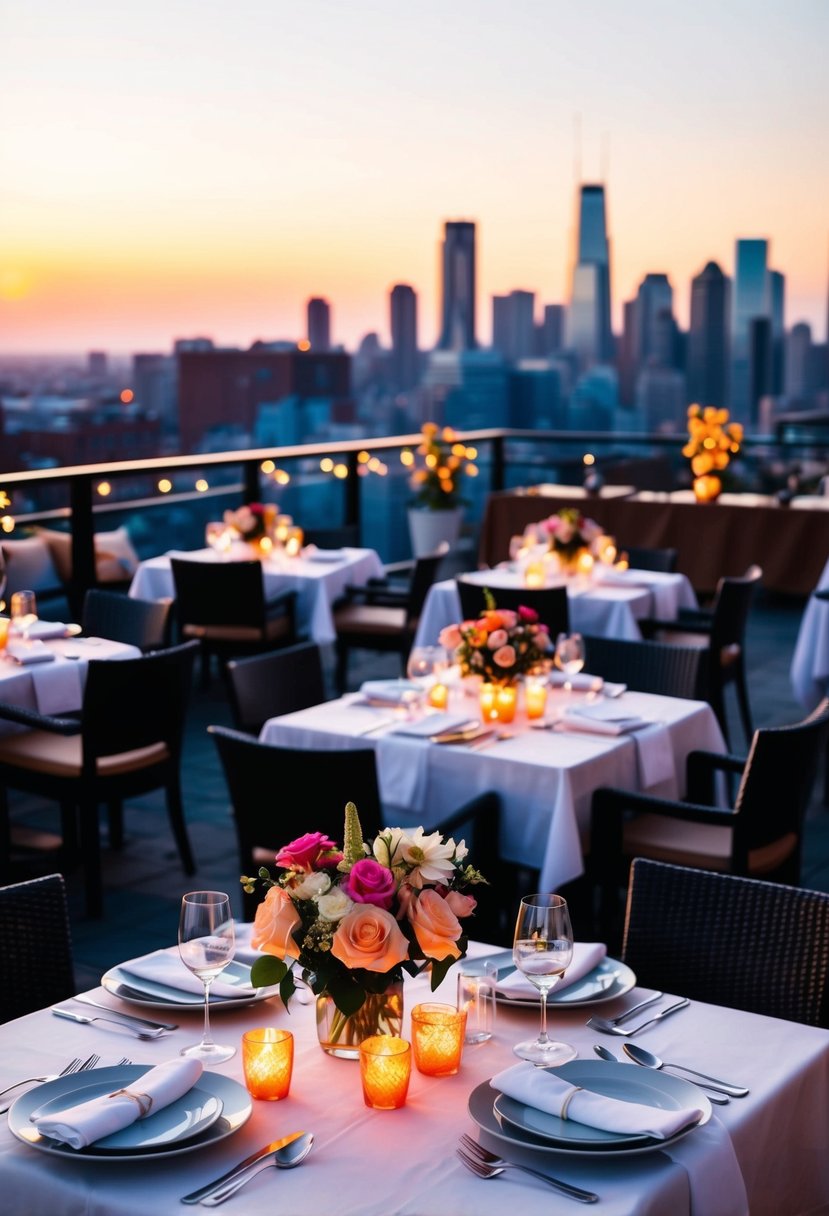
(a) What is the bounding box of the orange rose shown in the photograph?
[250,885,301,960]
[444,890,476,919]
[331,905,410,973]
[408,888,462,961]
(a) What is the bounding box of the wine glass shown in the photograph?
[10,590,38,642]
[554,631,585,693]
[512,893,576,1065]
[406,645,448,713]
[178,890,236,1063]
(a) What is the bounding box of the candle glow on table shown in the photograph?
[428,682,449,709]
[524,676,548,720]
[577,550,595,575]
[411,1002,467,1076]
[274,514,293,544]
[242,1027,293,1100]
[524,560,546,589]
[359,1035,411,1109]
[285,526,304,557]
[495,683,517,723]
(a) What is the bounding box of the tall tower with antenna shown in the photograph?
[566,182,614,368]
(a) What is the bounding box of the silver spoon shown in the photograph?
[623,1043,749,1098]
[593,1044,730,1105]
[199,1132,315,1206]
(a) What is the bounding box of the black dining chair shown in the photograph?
[225,642,328,736]
[0,640,199,918]
[620,545,679,573]
[622,859,829,1027]
[580,634,705,700]
[455,578,570,638]
[0,873,76,1022]
[81,588,173,652]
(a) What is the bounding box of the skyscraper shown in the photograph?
[565,184,613,368]
[730,239,769,421]
[437,221,477,351]
[491,290,536,361]
[307,297,331,351]
[389,284,418,390]
[634,274,674,365]
[688,261,729,408]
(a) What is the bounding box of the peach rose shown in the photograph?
[438,624,462,650]
[444,890,476,919]
[408,888,463,961]
[250,885,301,960]
[330,905,410,973]
[493,644,516,668]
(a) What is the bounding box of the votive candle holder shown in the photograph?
[411,1002,467,1076]
[242,1027,293,1100]
[359,1035,411,1109]
[524,676,548,720]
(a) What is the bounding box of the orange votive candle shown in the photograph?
[494,684,517,724]
[359,1036,411,1109]
[242,1028,293,1100]
[428,682,449,709]
[411,1003,467,1076]
[524,560,546,589]
[524,677,548,720]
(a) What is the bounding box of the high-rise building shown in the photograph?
[768,269,786,394]
[437,221,477,351]
[688,261,729,408]
[537,304,565,355]
[491,290,535,361]
[389,284,418,390]
[730,238,769,422]
[87,351,107,377]
[634,274,674,365]
[307,298,332,351]
[748,317,774,425]
[785,322,813,403]
[565,184,613,368]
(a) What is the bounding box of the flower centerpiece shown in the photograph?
[223,503,267,542]
[405,423,479,557]
[540,507,604,573]
[244,802,487,1057]
[683,404,743,502]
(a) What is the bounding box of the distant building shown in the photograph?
[565,184,614,368]
[307,298,332,352]
[634,274,674,366]
[437,221,477,352]
[748,317,774,426]
[491,290,536,361]
[389,284,419,390]
[768,268,786,394]
[688,261,729,408]
[536,304,565,356]
[730,238,769,422]
[635,364,687,433]
[617,299,638,407]
[132,353,177,436]
[785,322,813,404]
[87,351,107,377]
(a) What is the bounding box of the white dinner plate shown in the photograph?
[468,1061,711,1158]
[28,1080,223,1152]
[9,1066,252,1161]
[101,959,282,1011]
[494,957,636,1008]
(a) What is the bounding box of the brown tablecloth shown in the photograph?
[479,487,829,596]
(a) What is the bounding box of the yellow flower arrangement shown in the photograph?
[683,405,743,479]
[406,422,478,511]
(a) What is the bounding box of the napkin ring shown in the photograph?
[559,1085,584,1121]
[109,1088,153,1118]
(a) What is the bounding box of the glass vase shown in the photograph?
[316,982,404,1060]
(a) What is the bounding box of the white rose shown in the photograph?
[373,827,409,868]
[316,888,354,922]
[292,871,331,900]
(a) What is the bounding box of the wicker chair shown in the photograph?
[580,634,705,700]
[0,874,75,1022]
[81,588,173,652]
[225,642,327,736]
[455,579,570,638]
[621,545,679,573]
[622,859,829,1027]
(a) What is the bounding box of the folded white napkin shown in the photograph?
[31,1058,203,1149]
[359,679,420,706]
[118,948,254,1000]
[25,621,72,641]
[561,701,647,735]
[392,712,472,739]
[490,1061,704,1141]
[550,671,603,691]
[5,639,55,665]
[496,941,607,999]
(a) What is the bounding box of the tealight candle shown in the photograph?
[428,682,449,709]
[411,1003,467,1076]
[577,550,595,575]
[242,1027,293,1100]
[275,514,293,544]
[359,1035,411,1109]
[524,676,548,720]
[478,683,498,722]
[285,526,304,557]
[524,560,546,589]
[494,684,517,724]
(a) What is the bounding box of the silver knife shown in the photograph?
[181,1133,306,1204]
[72,994,178,1032]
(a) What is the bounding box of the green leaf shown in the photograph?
[328,974,366,1017]
[250,955,287,989]
[429,955,456,990]
[279,971,297,1010]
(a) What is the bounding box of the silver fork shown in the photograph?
[0,1053,100,1115]
[456,1135,598,1203]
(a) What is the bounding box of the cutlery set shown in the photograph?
[0,1055,101,1116]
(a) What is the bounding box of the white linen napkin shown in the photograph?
[495,941,607,999]
[392,712,473,739]
[30,1058,203,1150]
[25,621,73,641]
[592,567,655,590]
[490,1061,704,1140]
[118,948,255,1000]
[560,701,647,734]
[550,671,604,691]
[5,640,55,665]
[359,679,420,706]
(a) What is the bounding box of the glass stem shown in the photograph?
[201,977,215,1046]
[538,989,550,1047]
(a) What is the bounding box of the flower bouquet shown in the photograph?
[223,502,267,542]
[406,422,478,511]
[245,802,487,1055]
[438,588,553,686]
[683,405,743,501]
[540,507,604,568]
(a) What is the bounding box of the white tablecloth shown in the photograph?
[1,936,827,1216]
[413,567,698,649]
[791,556,829,710]
[259,690,724,892]
[129,546,385,646]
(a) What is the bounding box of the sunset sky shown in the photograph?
[1,0,827,355]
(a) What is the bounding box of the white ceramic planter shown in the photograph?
[407,507,464,557]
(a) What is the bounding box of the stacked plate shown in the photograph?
[464,951,637,1009]
[101,956,281,1013]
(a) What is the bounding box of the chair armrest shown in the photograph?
[677,607,714,626]
[686,748,746,803]
[0,700,81,735]
[639,616,712,639]
[338,583,409,608]
[592,785,737,827]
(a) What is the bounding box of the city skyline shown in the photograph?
[1,0,828,354]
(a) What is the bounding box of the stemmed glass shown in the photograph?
[178,890,237,1063]
[554,632,585,693]
[10,590,38,642]
[511,893,576,1065]
[406,645,448,713]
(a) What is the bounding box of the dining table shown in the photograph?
[1,933,827,1215]
[128,545,386,647]
[412,565,698,650]
[258,688,725,894]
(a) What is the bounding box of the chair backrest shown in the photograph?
[732,697,829,867]
[82,588,173,652]
[455,578,570,638]
[303,525,360,550]
[622,545,678,573]
[225,642,327,735]
[709,563,763,650]
[0,874,75,1022]
[406,545,450,626]
[209,725,382,916]
[581,634,704,700]
[622,858,829,1026]
[81,640,198,763]
[170,558,266,629]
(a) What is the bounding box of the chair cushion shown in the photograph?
[623,813,798,876]
[34,526,141,586]
[0,731,169,778]
[332,604,408,636]
[182,617,292,643]
[1,537,63,596]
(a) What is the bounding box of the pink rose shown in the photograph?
[331,905,410,973]
[275,832,341,871]
[487,628,508,649]
[342,858,396,910]
[493,644,516,668]
[444,890,476,918]
[517,605,539,623]
[408,888,463,961]
[250,885,302,959]
[438,624,462,650]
